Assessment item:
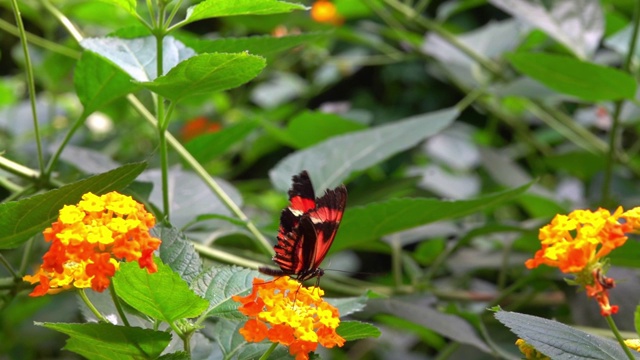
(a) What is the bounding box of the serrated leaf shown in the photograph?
[98,0,137,17]
[367,298,490,352]
[80,36,196,81]
[507,53,636,101]
[112,259,209,322]
[75,51,140,115]
[495,310,640,360]
[336,321,380,341]
[154,225,203,285]
[180,32,328,58]
[332,182,531,253]
[489,0,603,58]
[137,53,266,103]
[185,120,257,164]
[184,0,307,24]
[270,107,459,192]
[40,322,170,360]
[191,266,264,320]
[0,162,146,249]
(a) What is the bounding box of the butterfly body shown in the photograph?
[259,171,347,282]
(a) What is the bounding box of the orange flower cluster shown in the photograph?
[515,339,550,360]
[526,206,640,316]
[311,1,344,25]
[233,276,345,360]
[23,192,161,296]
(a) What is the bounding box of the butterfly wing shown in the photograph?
[304,185,348,270]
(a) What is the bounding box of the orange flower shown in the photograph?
[233,276,345,360]
[23,192,161,296]
[311,0,344,25]
[525,206,640,317]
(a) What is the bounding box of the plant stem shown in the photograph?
[108,283,131,327]
[44,112,89,178]
[259,343,278,360]
[0,18,80,59]
[11,0,45,177]
[78,289,110,323]
[602,0,640,205]
[0,254,19,280]
[605,315,635,360]
[40,0,83,43]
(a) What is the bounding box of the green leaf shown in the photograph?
[489,0,603,58]
[332,182,531,252]
[97,0,137,17]
[337,321,381,341]
[184,0,307,24]
[0,162,146,249]
[495,310,640,359]
[112,259,209,322]
[185,120,257,164]
[154,225,203,285]
[366,298,490,352]
[179,32,328,58]
[507,53,636,101]
[74,51,140,115]
[326,294,368,317]
[191,266,263,320]
[137,53,266,103]
[270,107,459,192]
[80,36,196,81]
[40,322,170,360]
[284,111,367,148]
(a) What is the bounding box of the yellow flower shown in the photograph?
[625,339,640,352]
[516,339,550,360]
[23,191,161,296]
[233,276,345,360]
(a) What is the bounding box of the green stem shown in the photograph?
[605,315,635,360]
[78,289,110,323]
[0,18,80,59]
[0,254,19,280]
[259,343,278,360]
[154,9,171,220]
[11,0,45,177]
[108,282,131,327]
[44,112,89,178]
[602,0,640,205]
[40,0,83,43]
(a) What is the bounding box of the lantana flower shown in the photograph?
[23,192,161,296]
[526,207,640,316]
[515,339,550,360]
[310,0,344,25]
[233,276,345,360]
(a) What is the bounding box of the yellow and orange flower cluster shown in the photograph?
[23,192,161,296]
[526,206,640,316]
[233,276,345,360]
[516,339,550,360]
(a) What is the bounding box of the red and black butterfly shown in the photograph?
[259,171,347,283]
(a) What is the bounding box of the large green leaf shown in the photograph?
[184,0,306,24]
[332,182,531,252]
[366,298,490,352]
[185,120,257,164]
[191,266,263,320]
[489,0,603,58]
[137,53,266,103]
[270,107,459,192]
[40,322,170,360]
[337,321,381,341]
[179,32,328,58]
[0,162,146,249]
[74,51,140,115]
[270,111,367,149]
[495,310,640,359]
[507,53,636,101]
[80,36,196,81]
[112,259,209,323]
[154,225,203,285]
[97,0,137,17]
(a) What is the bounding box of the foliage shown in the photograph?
[1,0,640,359]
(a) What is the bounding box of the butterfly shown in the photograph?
[259,171,347,283]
